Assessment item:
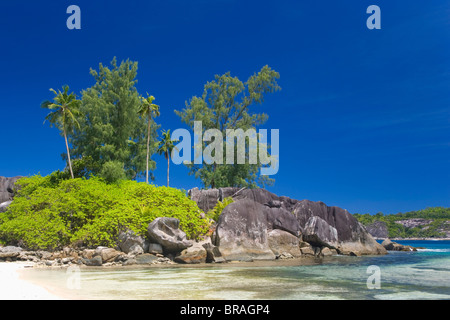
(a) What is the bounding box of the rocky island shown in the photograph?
[0,177,386,267]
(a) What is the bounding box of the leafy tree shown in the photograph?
[41,85,81,179]
[139,94,160,184]
[157,130,178,187]
[69,57,159,180]
[175,65,280,188]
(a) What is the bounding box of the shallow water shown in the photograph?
[22,240,450,300]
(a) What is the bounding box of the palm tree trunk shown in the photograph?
[146,116,151,184]
[167,153,170,187]
[64,128,74,179]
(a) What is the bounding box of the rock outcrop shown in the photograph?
[381,239,417,252]
[212,199,276,261]
[365,221,389,239]
[191,187,387,258]
[147,217,193,254]
[118,230,145,255]
[0,176,22,203]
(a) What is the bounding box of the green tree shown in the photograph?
[41,85,81,179]
[70,58,159,180]
[175,65,280,188]
[157,130,178,187]
[139,94,160,184]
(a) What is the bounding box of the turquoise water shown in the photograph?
[25,240,450,300]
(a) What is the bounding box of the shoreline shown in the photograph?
[0,261,65,300]
[2,256,336,300]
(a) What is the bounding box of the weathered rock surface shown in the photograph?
[267,229,301,258]
[175,241,208,264]
[135,253,159,265]
[191,187,386,257]
[381,239,417,252]
[0,176,22,203]
[213,199,276,261]
[82,255,103,266]
[202,242,225,263]
[118,230,145,255]
[147,243,163,255]
[265,207,301,237]
[366,221,389,239]
[95,247,121,263]
[147,217,193,254]
[303,216,338,248]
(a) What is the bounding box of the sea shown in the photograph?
[21,240,450,300]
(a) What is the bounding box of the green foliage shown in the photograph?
[99,160,127,183]
[0,175,208,250]
[41,85,82,179]
[354,207,450,238]
[206,197,234,222]
[175,65,280,189]
[69,57,160,180]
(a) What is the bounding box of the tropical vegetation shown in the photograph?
[0,58,280,250]
[175,65,281,189]
[0,175,209,250]
[354,207,450,238]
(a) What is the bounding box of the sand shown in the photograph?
[0,262,64,300]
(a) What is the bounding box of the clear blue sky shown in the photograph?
[0,1,449,214]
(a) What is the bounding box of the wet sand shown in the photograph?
[12,256,326,300]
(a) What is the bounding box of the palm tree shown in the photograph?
[41,85,81,179]
[157,130,178,187]
[138,94,160,184]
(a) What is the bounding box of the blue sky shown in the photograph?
[0,1,449,214]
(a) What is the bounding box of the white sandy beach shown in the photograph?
[0,262,64,300]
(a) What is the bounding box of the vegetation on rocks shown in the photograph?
[0,175,209,250]
[354,207,450,238]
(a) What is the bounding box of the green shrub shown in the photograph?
[99,160,127,183]
[0,175,208,250]
[206,197,234,222]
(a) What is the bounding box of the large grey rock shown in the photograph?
[188,188,221,213]
[82,255,103,266]
[147,217,193,254]
[202,242,225,263]
[95,247,121,263]
[0,246,23,253]
[293,200,386,255]
[0,177,22,203]
[135,254,159,265]
[303,216,338,248]
[190,187,387,256]
[213,199,276,261]
[147,243,163,255]
[381,239,417,252]
[118,230,145,255]
[174,241,207,264]
[267,229,301,258]
[266,207,302,237]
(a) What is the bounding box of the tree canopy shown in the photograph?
[175,65,281,188]
[69,58,160,181]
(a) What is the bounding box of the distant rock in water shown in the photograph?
[381,239,417,252]
[190,187,387,259]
